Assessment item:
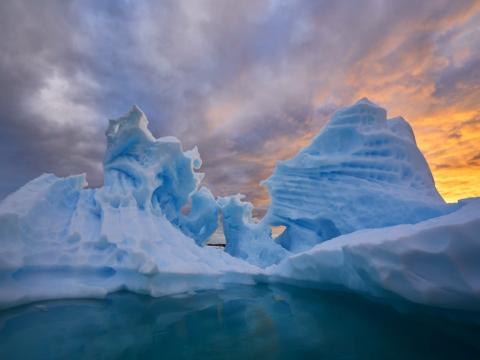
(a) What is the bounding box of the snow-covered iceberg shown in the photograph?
[219,98,458,264]
[262,98,456,253]
[0,100,479,314]
[103,106,219,246]
[0,107,257,309]
[268,198,480,311]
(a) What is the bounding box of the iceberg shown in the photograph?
[268,198,480,311]
[218,98,458,264]
[103,106,219,246]
[0,99,479,314]
[262,98,456,253]
[0,107,257,308]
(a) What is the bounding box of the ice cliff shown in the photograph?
[0,99,479,313]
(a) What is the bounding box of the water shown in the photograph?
[1,284,479,359]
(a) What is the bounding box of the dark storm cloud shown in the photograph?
[0,0,479,203]
[0,0,102,194]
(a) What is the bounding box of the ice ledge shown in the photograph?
[268,198,480,311]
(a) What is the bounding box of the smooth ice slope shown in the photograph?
[0,107,257,309]
[263,98,455,253]
[269,198,480,311]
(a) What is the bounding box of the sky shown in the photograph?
[0,0,479,211]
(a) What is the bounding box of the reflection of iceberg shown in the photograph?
[0,100,479,313]
[1,285,479,359]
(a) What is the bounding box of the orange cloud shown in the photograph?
[338,7,480,204]
[204,2,480,209]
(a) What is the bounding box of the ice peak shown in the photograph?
[355,97,380,107]
[106,105,153,142]
[127,104,149,125]
[130,104,143,114]
[263,98,449,253]
[118,104,148,126]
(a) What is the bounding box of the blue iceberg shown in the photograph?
[218,194,288,268]
[0,99,479,313]
[262,98,456,253]
[0,107,256,308]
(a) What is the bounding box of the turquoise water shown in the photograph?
[1,284,479,359]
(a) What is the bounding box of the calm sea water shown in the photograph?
[1,284,479,360]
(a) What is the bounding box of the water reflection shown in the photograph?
[0,284,479,359]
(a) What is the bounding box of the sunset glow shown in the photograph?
[0,0,478,209]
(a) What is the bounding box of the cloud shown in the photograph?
[0,0,479,204]
[470,152,480,162]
